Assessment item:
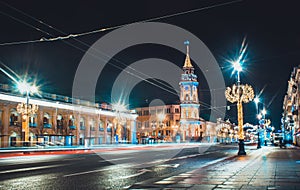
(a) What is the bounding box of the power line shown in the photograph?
[0,0,243,46]
[0,1,242,118]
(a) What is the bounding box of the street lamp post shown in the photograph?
[261,109,268,146]
[16,81,39,146]
[254,97,261,149]
[225,61,254,155]
[257,113,262,149]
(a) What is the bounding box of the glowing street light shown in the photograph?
[257,113,262,120]
[17,81,39,95]
[232,60,243,73]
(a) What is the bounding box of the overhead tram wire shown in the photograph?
[0,1,241,118]
[0,2,228,119]
[0,0,241,97]
[0,0,240,100]
[0,0,242,46]
[0,26,227,120]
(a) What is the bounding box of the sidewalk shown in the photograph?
[129,146,300,190]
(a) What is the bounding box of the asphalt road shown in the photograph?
[0,144,241,190]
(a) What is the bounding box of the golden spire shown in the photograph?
[183,40,193,68]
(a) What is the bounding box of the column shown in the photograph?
[52,110,57,134]
[85,116,90,146]
[38,109,43,135]
[74,112,80,145]
[95,116,100,145]
[112,118,115,144]
[2,106,9,147]
[103,117,107,144]
[131,120,137,144]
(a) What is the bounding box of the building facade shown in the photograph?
[282,66,300,145]
[0,88,137,148]
[135,105,181,143]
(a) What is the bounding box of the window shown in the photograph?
[185,94,189,101]
[29,114,37,127]
[99,120,104,131]
[166,120,170,127]
[43,113,50,124]
[150,110,156,115]
[9,109,19,126]
[80,117,85,130]
[145,121,149,128]
[57,114,63,128]
[69,115,76,130]
[166,108,170,113]
[175,108,180,113]
[143,110,149,116]
[137,121,142,128]
[43,112,51,128]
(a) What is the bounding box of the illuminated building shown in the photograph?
[0,84,137,147]
[282,66,300,145]
[179,41,202,142]
[135,105,181,142]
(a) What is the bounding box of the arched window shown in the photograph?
[9,109,19,126]
[80,117,85,130]
[69,115,76,130]
[57,114,63,129]
[185,94,189,101]
[43,112,51,128]
[99,120,104,131]
[29,114,37,127]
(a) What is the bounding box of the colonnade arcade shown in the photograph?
[0,101,136,147]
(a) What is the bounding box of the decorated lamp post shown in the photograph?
[225,59,254,155]
[16,81,39,146]
[112,102,128,143]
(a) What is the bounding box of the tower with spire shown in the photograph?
[179,41,201,142]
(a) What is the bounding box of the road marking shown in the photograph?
[119,169,151,179]
[158,164,180,168]
[63,163,136,177]
[63,168,106,177]
[64,150,215,177]
[98,157,134,163]
[0,164,64,174]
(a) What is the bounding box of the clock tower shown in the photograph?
[179,41,201,142]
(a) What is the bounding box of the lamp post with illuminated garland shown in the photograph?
[225,61,254,155]
[112,102,128,143]
[16,81,39,146]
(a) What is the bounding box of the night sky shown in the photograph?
[1,0,300,128]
